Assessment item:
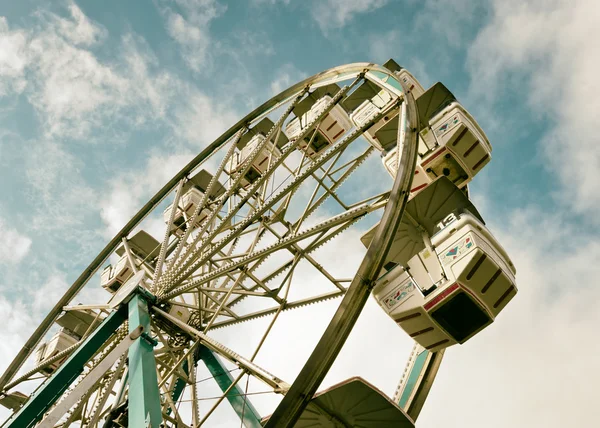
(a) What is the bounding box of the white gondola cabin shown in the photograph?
[163,169,226,236]
[101,230,160,293]
[233,118,287,187]
[262,377,415,427]
[383,59,426,99]
[34,328,79,375]
[362,178,516,352]
[285,84,352,158]
[34,308,99,375]
[100,255,133,294]
[383,82,492,196]
[343,79,400,153]
[343,62,423,153]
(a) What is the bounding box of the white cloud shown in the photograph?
[172,87,238,144]
[311,0,390,33]
[0,295,34,373]
[31,273,68,313]
[467,0,600,218]
[160,0,227,72]
[24,140,97,232]
[118,33,178,124]
[414,0,483,47]
[0,217,32,264]
[0,4,123,138]
[1,3,244,144]
[25,14,171,139]
[251,0,291,5]
[5,7,241,241]
[367,29,400,63]
[27,32,127,139]
[269,63,306,95]
[0,294,39,423]
[0,17,29,95]
[52,1,107,46]
[231,30,275,58]
[100,150,196,237]
[0,5,180,140]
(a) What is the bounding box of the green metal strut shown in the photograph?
[127,293,162,428]
[197,345,262,428]
[3,306,127,428]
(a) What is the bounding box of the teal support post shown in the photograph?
[398,349,429,409]
[198,346,262,428]
[3,306,127,428]
[127,293,162,428]
[396,346,444,421]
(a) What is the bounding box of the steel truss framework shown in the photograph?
[0,63,420,427]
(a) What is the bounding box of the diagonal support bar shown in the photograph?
[38,326,143,428]
[153,306,289,392]
[395,343,445,421]
[128,293,162,428]
[197,345,262,428]
[3,306,127,428]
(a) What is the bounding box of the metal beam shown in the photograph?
[198,346,262,428]
[2,307,127,428]
[86,355,127,427]
[395,343,445,421]
[153,307,289,392]
[128,293,162,427]
[38,327,142,428]
[162,197,385,300]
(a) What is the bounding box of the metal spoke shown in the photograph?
[159,197,385,300]
[161,78,364,291]
[153,307,290,392]
[154,179,185,286]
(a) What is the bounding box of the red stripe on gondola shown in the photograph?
[421,148,446,166]
[424,283,459,310]
[411,183,428,193]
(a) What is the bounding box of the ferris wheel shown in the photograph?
[0,60,517,427]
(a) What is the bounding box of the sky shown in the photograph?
[1,0,599,426]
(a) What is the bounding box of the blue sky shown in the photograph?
[0,0,599,426]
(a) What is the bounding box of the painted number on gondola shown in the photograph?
[436,213,457,231]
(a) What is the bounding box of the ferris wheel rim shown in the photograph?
[0,62,403,392]
[1,62,421,428]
